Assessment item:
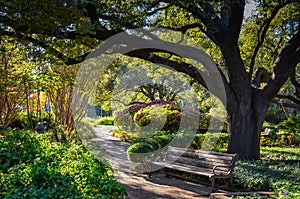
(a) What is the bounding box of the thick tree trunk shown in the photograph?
[228,109,259,159]
[219,43,269,160]
[227,93,269,160]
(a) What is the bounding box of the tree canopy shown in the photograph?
[1,0,299,159]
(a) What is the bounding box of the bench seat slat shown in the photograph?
[149,146,238,188]
[168,147,234,161]
[165,155,230,172]
[152,160,226,177]
[169,154,232,165]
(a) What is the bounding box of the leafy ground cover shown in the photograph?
[233,147,300,198]
[0,128,126,199]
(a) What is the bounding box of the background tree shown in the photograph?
[1,0,299,159]
[0,36,35,127]
[240,1,300,118]
[46,63,87,132]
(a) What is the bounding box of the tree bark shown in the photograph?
[225,31,300,159]
[227,92,269,159]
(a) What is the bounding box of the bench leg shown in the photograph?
[211,178,215,189]
[229,176,233,187]
[210,178,218,193]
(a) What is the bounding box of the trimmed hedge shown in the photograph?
[98,116,115,125]
[127,141,157,163]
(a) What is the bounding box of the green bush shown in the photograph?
[127,141,157,163]
[0,128,47,172]
[278,116,300,133]
[189,133,228,150]
[9,111,50,130]
[113,109,135,132]
[190,134,205,149]
[127,141,161,172]
[132,101,182,132]
[114,100,204,133]
[112,130,135,142]
[0,128,126,198]
[198,114,211,133]
[265,103,287,124]
[233,147,300,193]
[81,117,98,127]
[154,134,174,148]
[262,121,278,131]
[123,131,228,153]
[261,117,300,147]
[98,116,114,125]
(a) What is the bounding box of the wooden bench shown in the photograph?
[149,146,238,188]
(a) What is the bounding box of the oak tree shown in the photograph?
[1,0,299,159]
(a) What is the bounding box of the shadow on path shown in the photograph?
[91,126,213,199]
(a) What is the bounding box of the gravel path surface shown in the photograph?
[91,126,213,199]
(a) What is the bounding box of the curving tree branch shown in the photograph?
[249,0,296,76]
[276,94,300,105]
[252,67,271,88]
[263,30,300,101]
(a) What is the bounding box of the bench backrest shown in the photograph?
[165,146,238,173]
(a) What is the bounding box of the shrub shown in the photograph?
[0,128,46,172]
[189,133,228,150]
[127,141,161,172]
[261,117,300,147]
[127,141,157,163]
[170,131,196,148]
[8,111,50,130]
[114,100,203,133]
[132,101,182,132]
[69,120,95,144]
[215,133,228,148]
[113,109,136,132]
[198,114,211,133]
[81,117,98,127]
[0,128,127,198]
[190,134,205,150]
[154,134,174,148]
[265,103,287,124]
[111,130,135,142]
[278,116,300,133]
[98,116,114,125]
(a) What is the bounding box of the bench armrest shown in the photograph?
[213,153,238,176]
[212,165,231,176]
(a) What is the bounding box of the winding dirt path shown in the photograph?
[91,126,214,199]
